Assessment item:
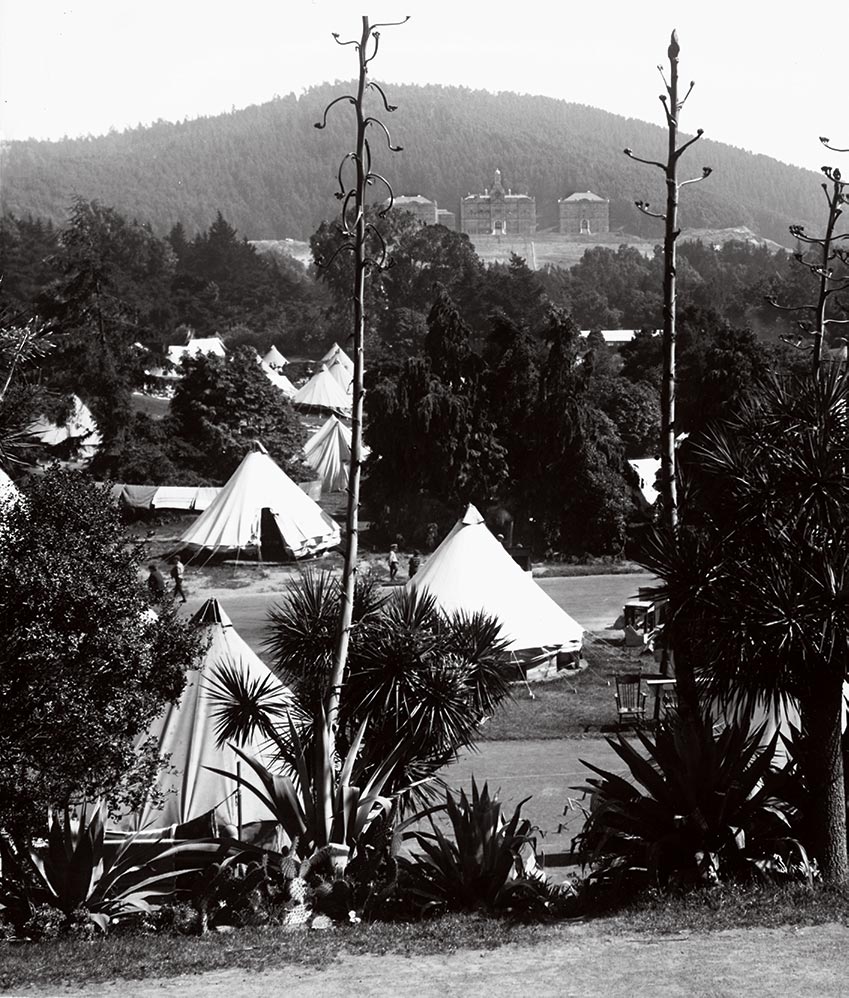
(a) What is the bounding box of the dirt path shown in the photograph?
[17,923,848,997]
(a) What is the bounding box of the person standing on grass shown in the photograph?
[170,555,187,603]
[147,564,167,603]
[388,543,399,581]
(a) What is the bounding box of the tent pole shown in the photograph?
[236,760,243,841]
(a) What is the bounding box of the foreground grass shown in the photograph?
[5,886,849,991]
[609,882,849,934]
[481,633,646,739]
[0,916,560,990]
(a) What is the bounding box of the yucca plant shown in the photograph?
[398,779,553,917]
[0,801,218,934]
[575,716,806,889]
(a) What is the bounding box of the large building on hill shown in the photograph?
[459,169,536,236]
[559,191,610,235]
[393,194,438,226]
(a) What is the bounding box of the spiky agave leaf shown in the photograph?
[574,717,796,887]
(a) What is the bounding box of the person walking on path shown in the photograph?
[408,551,421,578]
[388,544,399,582]
[147,564,167,603]
[171,556,187,603]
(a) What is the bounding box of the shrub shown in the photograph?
[397,780,559,919]
[574,716,809,891]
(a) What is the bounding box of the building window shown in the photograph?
[494,219,504,234]
[580,218,591,234]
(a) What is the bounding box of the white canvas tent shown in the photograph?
[292,364,352,414]
[303,416,353,494]
[178,444,341,559]
[27,395,102,460]
[261,362,297,398]
[325,355,354,396]
[123,598,290,830]
[321,343,354,373]
[262,345,288,368]
[0,467,19,507]
[628,458,660,506]
[408,505,583,663]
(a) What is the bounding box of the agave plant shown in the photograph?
[207,709,398,869]
[0,801,218,934]
[397,779,553,917]
[574,716,806,889]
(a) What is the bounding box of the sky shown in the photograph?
[0,1,843,176]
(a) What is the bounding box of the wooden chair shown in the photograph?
[615,673,647,728]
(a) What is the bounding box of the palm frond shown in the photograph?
[203,658,293,749]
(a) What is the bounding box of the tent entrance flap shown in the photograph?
[259,508,289,559]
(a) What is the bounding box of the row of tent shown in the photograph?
[148,337,355,417]
[122,501,831,833]
[121,503,585,832]
[110,413,357,519]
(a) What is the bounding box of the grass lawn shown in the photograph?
[4,887,849,992]
[481,632,653,740]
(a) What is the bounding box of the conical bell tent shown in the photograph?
[178,443,341,560]
[122,598,292,831]
[303,415,354,494]
[321,342,354,373]
[292,364,351,415]
[262,345,288,369]
[408,504,583,668]
[261,362,297,398]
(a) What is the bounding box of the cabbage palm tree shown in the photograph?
[640,367,849,882]
[213,572,511,812]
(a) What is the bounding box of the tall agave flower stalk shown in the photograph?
[625,30,711,533]
[624,31,711,716]
[314,16,407,737]
[767,138,849,379]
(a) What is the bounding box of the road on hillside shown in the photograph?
[182,571,656,656]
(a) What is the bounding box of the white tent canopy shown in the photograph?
[293,364,351,414]
[123,598,290,830]
[325,355,354,396]
[28,394,102,460]
[408,504,583,657]
[0,467,19,506]
[321,343,354,373]
[262,345,288,368]
[628,458,660,506]
[178,444,341,559]
[303,416,353,494]
[261,362,297,398]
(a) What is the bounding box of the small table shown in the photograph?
[645,677,677,721]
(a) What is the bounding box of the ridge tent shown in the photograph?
[292,364,352,415]
[121,598,291,830]
[408,504,583,676]
[178,444,341,559]
[261,362,297,398]
[262,345,288,368]
[321,343,354,373]
[303,416,353,494]
[27,394,102,461]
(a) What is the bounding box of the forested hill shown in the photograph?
[0,83,826,246]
